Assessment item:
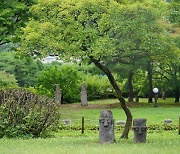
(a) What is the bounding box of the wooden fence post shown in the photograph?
[82,117,84,134]
[178,117,180,135]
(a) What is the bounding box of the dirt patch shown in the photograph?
[60,101,180,109]
[61,103,120,109]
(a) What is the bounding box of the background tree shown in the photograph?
[152,0,180,103]
[0,51,44,87]
[105,2,172,103]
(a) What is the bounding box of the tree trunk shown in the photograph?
[147,61,153,103]
[162,91,166,100]
[175,86,179,103]
[128,70,134,102]
[135,94,139,103]
[90,57,132,139]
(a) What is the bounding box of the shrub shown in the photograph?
[36,65,82,103]
[0,88,60,138]
[57,124,178,132]
[0,71,18,88]
[84,74,116,100]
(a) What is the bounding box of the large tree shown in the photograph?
[20,0,133,139]
[19,0,174,137]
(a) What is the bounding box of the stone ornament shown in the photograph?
[133,118,147,143]
[81,83,88,106]
[164,119,172,125]
[99,110,115,143]
[116,120,126,125]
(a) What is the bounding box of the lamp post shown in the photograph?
[153,88,159,108]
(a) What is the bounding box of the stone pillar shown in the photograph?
[81,83,88,106]
[55,84,61,104]
[133,118,147,143]
[99,110,115,143]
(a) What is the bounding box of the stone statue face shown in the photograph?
[99,118,113,131]
[134,127,146,135]
[133,119,147,143]
[99,110,115,143]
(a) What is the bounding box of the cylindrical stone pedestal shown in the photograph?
[55,84,61,104]
[133,118,147,143]
[81,83,88,106]
[99,110,115,143]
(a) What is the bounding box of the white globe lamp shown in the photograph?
[153,88,159,94]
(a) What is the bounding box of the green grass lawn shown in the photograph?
[0,131,179,154]
[0,98,179,154]
[60,98,180,125]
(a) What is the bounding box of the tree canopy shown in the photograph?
[0,0,36,46]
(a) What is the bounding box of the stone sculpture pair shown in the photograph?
[99,110,147,143]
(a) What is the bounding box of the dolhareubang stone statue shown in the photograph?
[133,118,147,143]
[81,83,88,106]
[99,110,115,143]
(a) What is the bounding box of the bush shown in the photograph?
[36,65,82,103]
[84,74,116,100]
[0,88,60,138]
[0,71,18,88]
[57,123,178,133]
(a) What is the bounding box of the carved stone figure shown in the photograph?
[81,83,88,106]
[133,118,147,143]
[99,110,115,143]
[55,84,61,104]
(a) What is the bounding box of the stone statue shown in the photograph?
[55,84,61,104]
[81,83,88,106]
[133,118,147,143]
[99,110,115,143]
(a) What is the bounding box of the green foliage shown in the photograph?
[0,51,44,87]
[0,88,60,138]
[58,123,178,132]
[20,0,174,98]
[0,0,36,45]
[133,69,148,96]
[20,0,117,59]
[169,0,180,24]
[110,2,172,62]
[0,71,18,88]
[36,64,82,103]
[84,74,115,100]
